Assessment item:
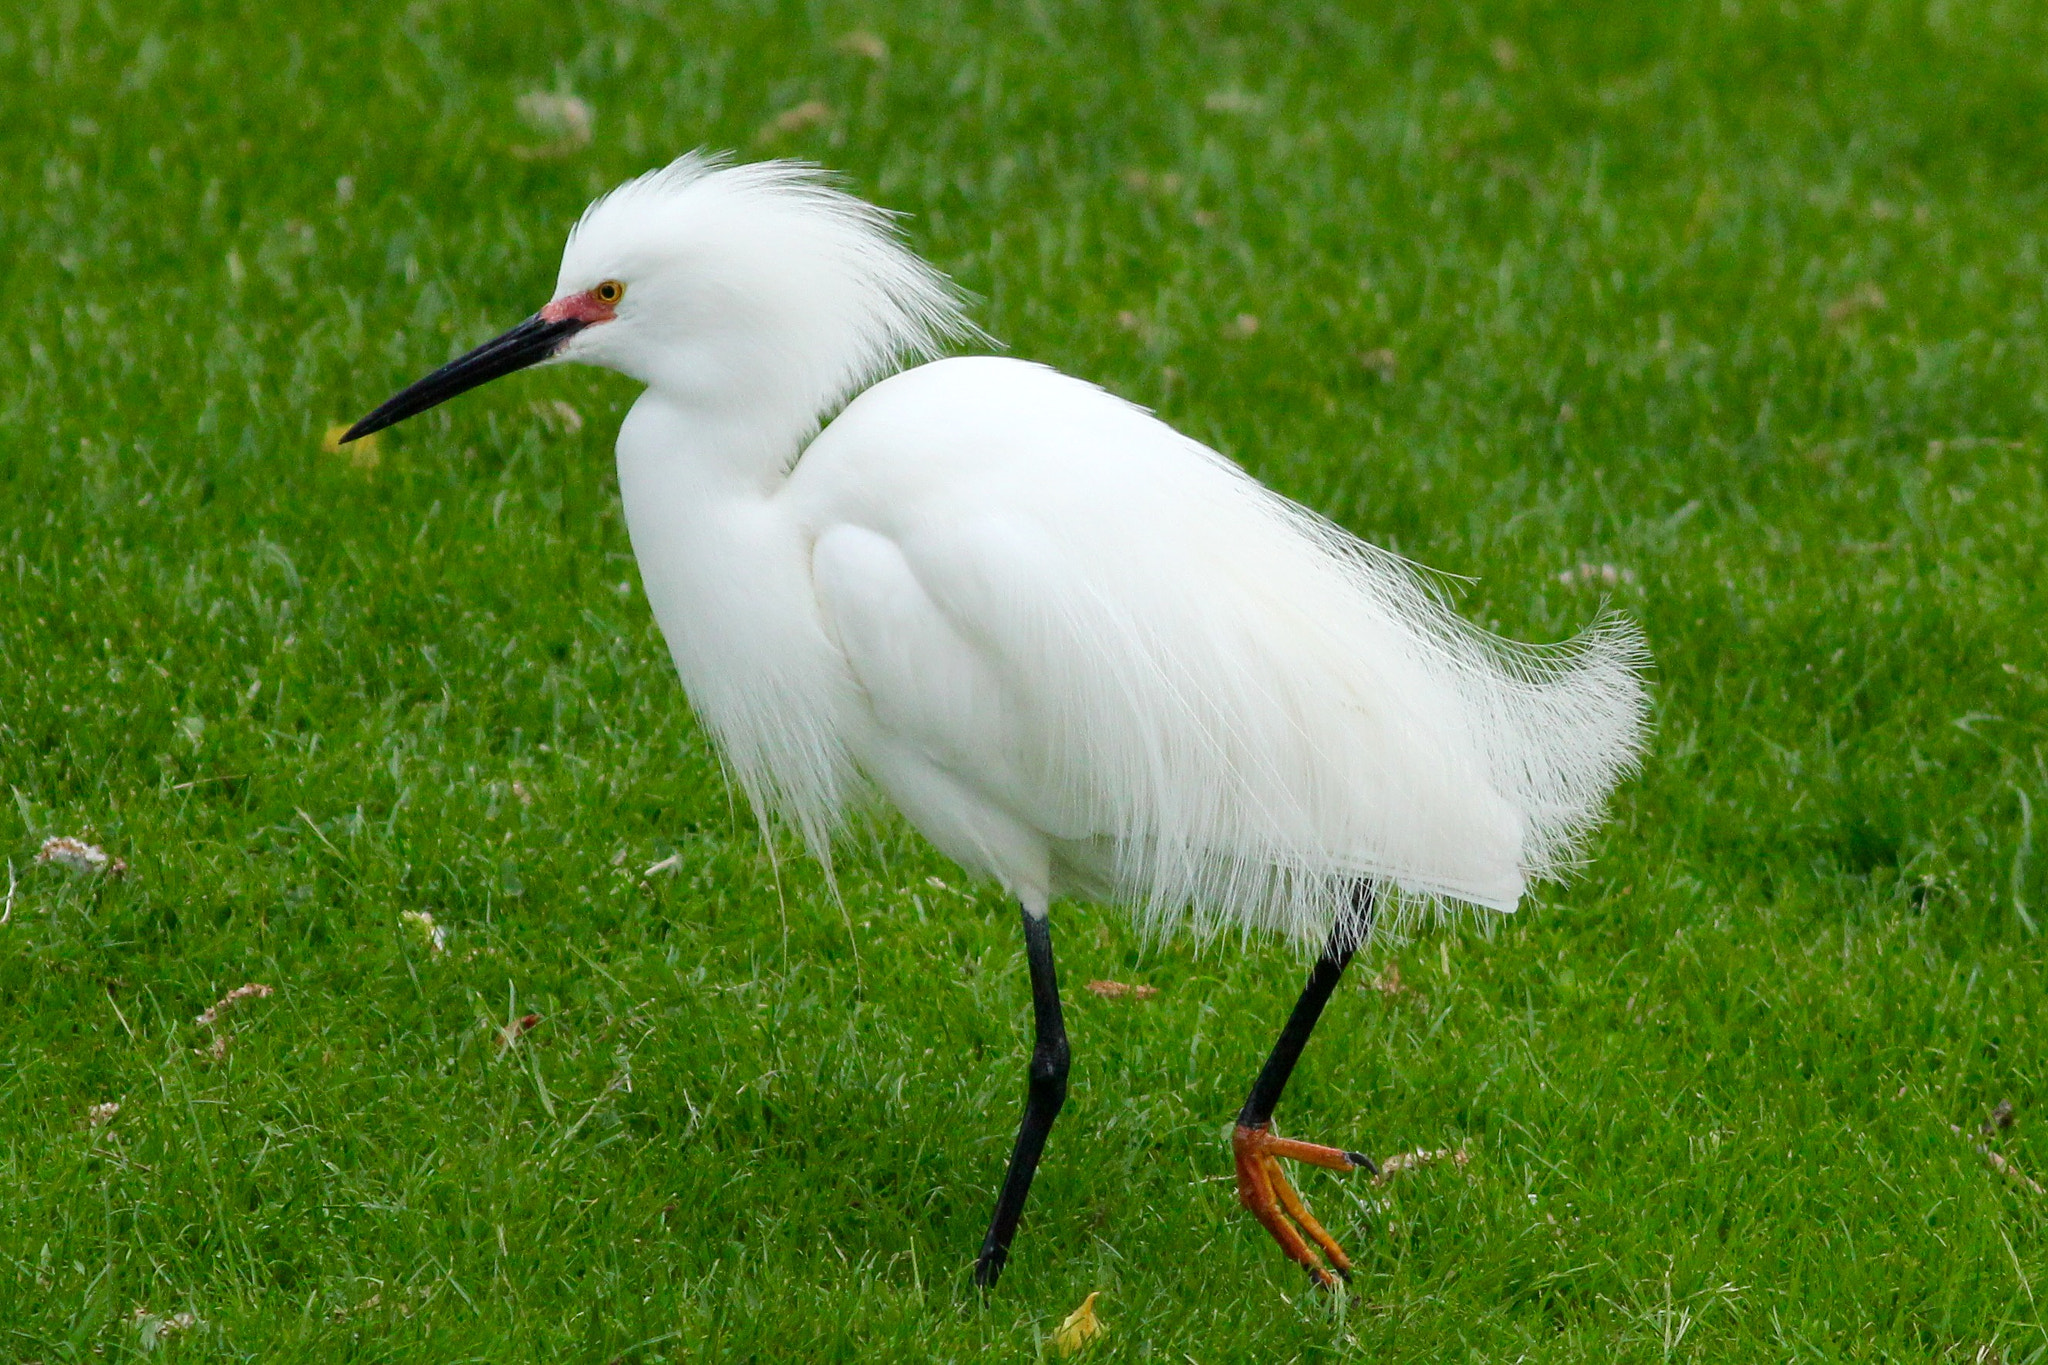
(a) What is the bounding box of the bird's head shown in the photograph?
[342,153,981,445]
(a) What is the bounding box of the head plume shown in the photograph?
[555,153,986,435]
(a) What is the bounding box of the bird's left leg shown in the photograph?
[972,901,1070,1289]
[1232,881,1380,1287]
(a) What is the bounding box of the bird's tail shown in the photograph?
[1090,467,1654,955]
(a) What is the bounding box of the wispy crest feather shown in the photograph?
[564,153,984,431]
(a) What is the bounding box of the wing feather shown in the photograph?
[791,358,1648,949]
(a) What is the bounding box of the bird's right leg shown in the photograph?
[1232,881,1380,1288]
[972,900,1070,1289]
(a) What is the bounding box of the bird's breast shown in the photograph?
[613,395,866,837]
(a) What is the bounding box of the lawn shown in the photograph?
[4,0,2048,1358]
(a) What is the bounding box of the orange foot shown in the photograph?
[1232,1122,1376,1287]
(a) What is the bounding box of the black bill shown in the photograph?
[341,313,586,443]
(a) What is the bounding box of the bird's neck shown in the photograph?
[622,387,820,497]
[611,384,863,855]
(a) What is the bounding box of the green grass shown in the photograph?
[5,0,2048,1358]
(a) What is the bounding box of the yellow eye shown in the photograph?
[594,279,625,305]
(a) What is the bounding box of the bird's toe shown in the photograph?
[1231,1122,1362,1287]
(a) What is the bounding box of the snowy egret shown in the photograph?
[344,154,1649,1289]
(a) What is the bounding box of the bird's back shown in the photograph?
[785,357,1648,948]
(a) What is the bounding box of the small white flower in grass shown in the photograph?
[530,400,583,436]
[1556,562,1638,589]
[88,1100,121,1128]
[330,1291,381,1322]
[1203,89,1262,114]
[516,91,593,141]
[513,92,594,159]
[1364,960,1408,997]
[1370,1144,1471,1185]
[37,836,111,875]
[1120,168,1184,197]
[133,1308,200,1350]
[401,909,447,953]
[194,981,271,1028]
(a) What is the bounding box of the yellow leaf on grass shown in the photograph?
[1052,1291,1103,1355]
[835,30,888,61]
[1085,980,1158,1000]
[755,100,834,145]
[323,424,381,468]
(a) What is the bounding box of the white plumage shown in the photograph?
[336,154,1651,1285]
[551,154,1647,949]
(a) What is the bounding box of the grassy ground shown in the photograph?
[4,0,2048,1358]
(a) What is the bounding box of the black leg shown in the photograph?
[973,904,1070,1289]
[1238,881,1378,1134]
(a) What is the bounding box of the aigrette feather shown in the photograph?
[543,154,1648,953]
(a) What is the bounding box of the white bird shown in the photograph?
[345,153,1648,1289]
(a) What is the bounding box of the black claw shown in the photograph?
[1345,1151,1378,1175]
